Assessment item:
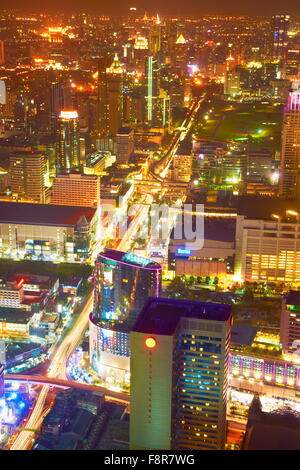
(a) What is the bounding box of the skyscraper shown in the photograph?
[9,151,48,203]
[57,110,79,173]
[116,127,134,165]
[280,82,300,197]
[130,298,232,450]
[97,54,123,137]
[145,55,160,123]
[149,15,162,55]
[271,15,290,63]
[89,249,161,388]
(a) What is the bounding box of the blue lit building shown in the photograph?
[89,249,161,386]
[130,298,232,450]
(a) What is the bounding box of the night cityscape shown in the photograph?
[0,0,300,457]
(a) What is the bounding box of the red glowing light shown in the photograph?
[145,337,157,349]
[17,278,25,288]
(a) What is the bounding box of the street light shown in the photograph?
[286,210,299,223]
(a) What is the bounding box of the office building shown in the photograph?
[9,150,48,203]
[116,127,134,165]
[271,15,290,62]
[50,173,100,207]
[281,290,300,359]
[57,110,80,173]
[224,70,240,96]
[235,196,300,284]
[130,298,232,450]
[280,82,300,197]
[50,82,72,130]
[89,249,161,387]
[145,55,160,123]
[0,280,24,308]
[105,54,123,137]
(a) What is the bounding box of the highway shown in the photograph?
[149,95,206,181]
[9,292,94,450]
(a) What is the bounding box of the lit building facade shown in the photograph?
[281,290,300,359]
[130,298,232,450]
[235,199,300,284]
[280,82,300,197]
[0,201,97,262]
[271,15,290,62]
[89,249,161,388]
[116,127,134,165]
[9,151,48,203]
[50,173,100,207]
[57,110,80,173]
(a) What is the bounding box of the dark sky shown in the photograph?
[1,0,300,16]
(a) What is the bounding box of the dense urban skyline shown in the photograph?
[0,2,300,15]
[0,6,300,453]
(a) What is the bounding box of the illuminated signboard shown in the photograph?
[177,248,191,256]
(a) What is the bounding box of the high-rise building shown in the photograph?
[149,15,162,55]
[97,54,124,137]
[235,197,300,284]
[130,297,232,450]
[50,173,100,207]
[281,290,300,358]
[57,110,80,173]
[9,151,48,203]
[285,45,300,80]
[89,249,161,388]
[280,82,300,197]
[271,15,290,62]
[116,127,134,165]
[50,82,71,130]
[224,69,240,96]
[145,55,160,123]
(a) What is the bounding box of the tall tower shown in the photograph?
[145,55,160,123]
[105,54,124,136]
[57,110,79,173]
[149,14,162,55]
[271,15,290,63]
[130,298,232,450]
[280,81,300,197]
[89,249,161,388]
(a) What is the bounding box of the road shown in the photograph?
[149,95,206,181]
[9,292,94,450]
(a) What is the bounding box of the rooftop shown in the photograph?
[98,249,162,270]
[132,297,232,335]
[286,290,300,307]
[0,202,96,227]
[0,307,32,324]
[237,196,300,220]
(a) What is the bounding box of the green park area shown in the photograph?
[193,100,283,152]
